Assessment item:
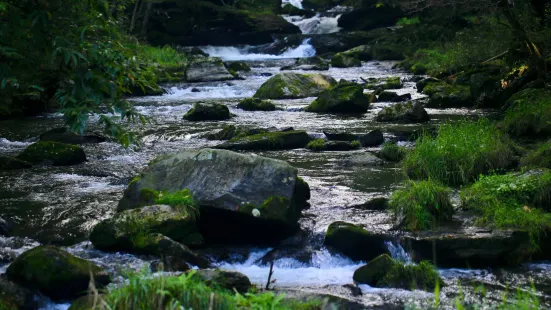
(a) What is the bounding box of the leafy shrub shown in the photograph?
[403,119,514,185]
[306,139,326,151]
[135,45,188,69]
[461,169,551,242]
[389,180,454,231]
[379,142,407,162]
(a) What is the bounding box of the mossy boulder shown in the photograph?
[375,91,412,102]
[281,3,316,17]
[184,102,231,121]
[281,56,330,71]
[340,45,372,61]
[16,141,86,166]
[6,246,110,301]
[237,98,277,111]
[254,73,336,99]
[90,204,202,252]
[376,101,430,123]
[305,81,371,113]
[324,221,389,261]
[225,61,251,72]
[192,269,252,293]
[366,77,403,90]
[422,81,472,108]
[0,156,31,170]
[185,58,234,82]
[354,255,442,291]
[216,130,311,151]
[331,53,361,68]
[307,139,361,151]
[118,149,310,244]
[40,127,106,144]
[204,125,269,140]
[359,129,384,147]
[0,278,36,310]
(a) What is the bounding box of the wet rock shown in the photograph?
[129,84,165,96]
[282,290,367,310]
[16,141,86,166]
[421,80,472,108]
[216,130,311,151]
[340,45,372,61]
[118,149,310,244]
[191,87,201,93]
[90,205,202,251]
[307,139,361,151]
[183,102,231,121]
[40,127,106,144]
[352,197,389,210]
[254,73,336,99]
[281,56,330,71]
[0,156,31,170]
[204,125,269,141]
[140,233,211,268]
[324,221,389,261]
[365,77,403,90]
[68,295,101,310]
[237,98,277,111]
[353,254,394,286]
[259,72,273,77]
[343,284,363,297]
[376,101,430,123]
[224,61,251,73]
[305,81,371,113]
[6,246,110,301]
[281,3,316,17]
[190,46,209,57]
[323,131,358,141]
[192,269,251,293]
[331,53,361,68]
[375,91,412,103]
[415,77,440,92]
[150,256,191,273]
[185,58,234,82]
[0,277,37,310]
[359,129,384,147]
[345,152,385,166]
[338,5,403,31]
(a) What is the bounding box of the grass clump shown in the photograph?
[351,140,361,148]
[389,180,454,231]
[501,88,551,139]
[460,169,551,243]
[379,142,407,162]
[154,189,199,216]
[381,261,442,291]
[306,139,326,151]
[403,119,514,185]
[87,271,322,310]
[135,45,188,69]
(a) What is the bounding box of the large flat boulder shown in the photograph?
[215,130,311,151]
[185,58,234,82]
[306,81,371,113]
[254,73,336,99]
[16,141,86,166]
[118,149,311,244]
[324,221,390,261]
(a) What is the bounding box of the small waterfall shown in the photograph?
[283,14,342,34]
[385,241,412,264]
[282,0,303,9]
[200,39,316,61]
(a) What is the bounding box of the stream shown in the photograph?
[1,3,551,309]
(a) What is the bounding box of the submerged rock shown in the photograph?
[40,127,106,144]
[118,149,310,244]
[6,246,110,301]
[216,130,311,151]
[254,73,336,99]
[16,141,86,166]
[375,91,412,103]
[359,129,384,147]
[237,98,277,111]
[346,152,385,166]
[183,102,231,121]
[0,156,31,170]
[0,278,36,310]
[331,53,361,68]
[324,221,389,261]
[185,58,234,82]
[192,269,251,293]
[376,101,430,123]
[204,125,270,141]
[305,81,371,113]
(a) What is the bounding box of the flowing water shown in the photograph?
[2,6,551,309]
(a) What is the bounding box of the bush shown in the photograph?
[389,180,454,231]
[501,89,551,139]
[306,139,326,151]
[460,170,551,243]
[403,119,514,185]
[379,142,407,162]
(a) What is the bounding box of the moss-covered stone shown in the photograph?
[324,221,389,261]
[306,81,370,113]
[376,101,429,123]
[225,61,251,72]
[306,139,360,151]
[331,53,361,68]
[254,73,336,99]
[183,102,231,121]
[204,125,269,140]
[0,278,36,310]
[353,254,394,285]
[239,196,292,222]
[422,81,472,108]
[0,156,31,170]
[6,246,110,301]
[294,177,311,204]
[191,269,251,293]
[16,141,86,166]
[237,98,277,111]
[500,88,551,138]
[281,56,330,71]
[341,45,372,61]
[375,91,411,103]
[216,130,311,151]
[185,57,234,82]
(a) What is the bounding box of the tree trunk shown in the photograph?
[130,0,141,32]
[141,0,153,38]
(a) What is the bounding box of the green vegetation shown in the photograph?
[461,170,551,243]
[521,141,551,169]
[87,271,322,310]
[396,17,420,26]
[501,89,551,138]
[306,139,326,151]
[389,180,453,231]
[351,140,361,148]
[403,119,514,185]
[239,196,291,222]
[154,189,199,216]
[379,142,407,162]
[237,98,277,111]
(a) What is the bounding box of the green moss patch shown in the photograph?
[378,142,407,162]
[403,119,514,185]
[239,196,291,222]
[237,98,276,111]
[217,130,311,151]
[306,139,326,151]
[389,180,453,231]
[305,81,370,113]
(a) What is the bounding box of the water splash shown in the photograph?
[282,0,303,9]
[283,14,342,34]
[385,241,412,264]
[201,39,316,61]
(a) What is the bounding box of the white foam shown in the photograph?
[0,137,32,151]
[282,0,303,9]
[201,39,316,61]
[283,14,341,34]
